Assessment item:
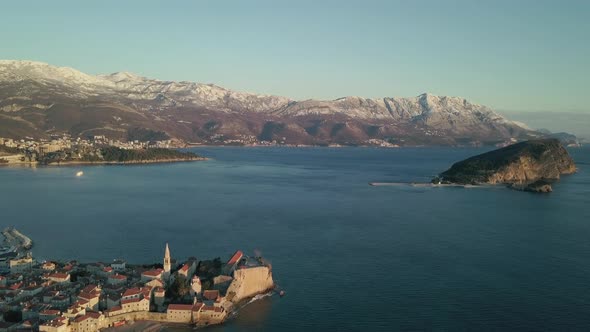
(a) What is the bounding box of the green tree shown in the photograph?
[168,275,190,300]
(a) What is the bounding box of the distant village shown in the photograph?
[0,229,275,331]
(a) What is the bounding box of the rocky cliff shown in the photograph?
[0,60,537,146]
[439,139,576,191]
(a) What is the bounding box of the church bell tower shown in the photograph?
[163,242,171,281]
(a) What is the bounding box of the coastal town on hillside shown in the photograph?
[0,133,400,164]
[0,228,276,331]
[0,134,208,165]
[1,133,560,166]
[0,134,181,165]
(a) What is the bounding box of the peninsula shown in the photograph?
[435,139,576,192]
[0,135,205,166]
[0,231,275,331]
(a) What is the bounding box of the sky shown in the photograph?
[0,0,589,113]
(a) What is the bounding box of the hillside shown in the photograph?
[39,146,203,165]
[0,60,538,146]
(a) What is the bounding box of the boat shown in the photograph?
[279,290,285,297]
[76,171,84,177]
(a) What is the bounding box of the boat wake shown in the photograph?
[229,291,274,319]
[369,182,499,189]
[247,292,274,305]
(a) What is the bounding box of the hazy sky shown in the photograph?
[1,0,588,112]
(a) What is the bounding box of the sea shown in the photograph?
[1,146,589,331]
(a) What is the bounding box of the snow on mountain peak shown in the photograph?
[0,59,527,131]
[101,71,146,83]
[0,60,114,88]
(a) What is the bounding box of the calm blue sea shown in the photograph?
[1,146,589,331]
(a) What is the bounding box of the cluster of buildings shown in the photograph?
[203,134,293,146]
[0,134,179,154]
[0,134,184,165]
[0,243,274,331]
[364,139,400,148]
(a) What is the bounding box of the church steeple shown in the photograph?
[164,242,171,273]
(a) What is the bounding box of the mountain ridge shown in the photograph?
[0,60,537,146]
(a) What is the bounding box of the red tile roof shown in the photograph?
[167,304,193,311]
[49,273,69,280]
[109,274,127,280]
[203,290,219,301]
[227,250,243,266]
[122,287,142,297]
[74,315,92,323]
[141,287,152,299]
[82,284,98,293]
[78,291,99,300]
[107,306,122,313]
[10,282,23,290]
[88,312,101,319]
[73,299,89,306]
[201,305,224,312]
[142,268,164,277]
[121,297,141,305]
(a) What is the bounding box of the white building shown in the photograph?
[111,259,126,271]
[10,256,33,273]
[190,275,202,297]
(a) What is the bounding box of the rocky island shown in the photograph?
[435,139,576,192]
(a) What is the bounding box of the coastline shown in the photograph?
[0,157,208,167]
[43,157,208,166]
[369,182,501,189]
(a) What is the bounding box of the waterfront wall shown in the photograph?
[226,266,274,304]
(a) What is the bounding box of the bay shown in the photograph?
[1,146,589,331]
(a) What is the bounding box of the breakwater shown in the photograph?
[2,226,33,250]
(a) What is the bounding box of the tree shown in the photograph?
[3,310,22,322]
[168,275,190,300]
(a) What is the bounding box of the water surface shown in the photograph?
[1,147,589,331]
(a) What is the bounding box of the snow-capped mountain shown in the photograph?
[0,60,534,145]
